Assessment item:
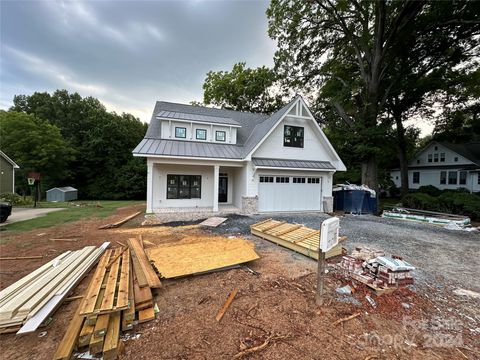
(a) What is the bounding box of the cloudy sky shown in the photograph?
[1,0,275,122]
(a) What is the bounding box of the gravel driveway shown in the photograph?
[206,213,480,292]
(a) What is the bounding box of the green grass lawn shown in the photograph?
[2,200,144,233]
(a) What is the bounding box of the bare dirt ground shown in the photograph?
[0,206,479,360]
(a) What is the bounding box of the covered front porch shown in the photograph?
[146,157,246,214]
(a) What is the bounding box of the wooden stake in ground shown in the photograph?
[315,250,326,306]
[215,288,238,322]
[316,217,340,306]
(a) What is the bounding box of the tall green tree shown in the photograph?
[0,111,75,195]
[267,0,480,191]
[433,68,480,143]
[202,62,284,113]
[11,90,148,199]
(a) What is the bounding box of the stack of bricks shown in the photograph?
[339,251,415,288]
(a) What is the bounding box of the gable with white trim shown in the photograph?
[251,98,346,170]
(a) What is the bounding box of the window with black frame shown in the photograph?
[167,175,201,199]
[215,131,226,142]
[175,127,186,138]
[196,129,207,140]
[284,125,304,148]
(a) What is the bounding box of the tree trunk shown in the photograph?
[394,113,409,197]
[361,155,378,192]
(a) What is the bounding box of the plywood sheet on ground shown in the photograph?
[146,237,259,278]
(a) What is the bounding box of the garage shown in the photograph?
[258,175,322,212]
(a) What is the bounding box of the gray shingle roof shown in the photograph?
[136,96,301,160]
[441,142,480,166]
[156,110,241,126]
[252,157,335,170]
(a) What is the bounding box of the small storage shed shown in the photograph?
[46,187,78,202]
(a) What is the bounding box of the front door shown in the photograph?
[218,176,228,203]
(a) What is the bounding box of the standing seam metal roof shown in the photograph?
[252,157,335,170]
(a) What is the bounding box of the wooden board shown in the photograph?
[130,244,148,288]
[127,238,162,288]
[0,252,71,304]
[138,307,155,323]
[53,298,87,360]
[146,238,260,279]
[80,250,113,315]
[80,247,130,316]
[116,249,130,309]
[103,312,121,360]
[99,248,122,312]
[215,288,238,322]
[133,268,153,307]
[78,322,95,348]
[93,313,110,337]
[99,211,142,229]
[251,220,344,260]
[18,244,109,334]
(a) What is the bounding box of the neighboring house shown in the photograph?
[133,96,346,214]
[390,141,480,193]
[0,151,20,194]
[46,187,78,202]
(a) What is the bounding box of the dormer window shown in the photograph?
[284,125,304,148]
[175,127,186,138]
[196,129,207,140]
[216,131,226,142]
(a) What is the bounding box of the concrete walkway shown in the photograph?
[0,207,64,226]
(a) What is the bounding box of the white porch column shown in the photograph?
[213,165,219,212]
[146,161,154,213]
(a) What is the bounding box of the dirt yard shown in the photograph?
[0,205,479,360]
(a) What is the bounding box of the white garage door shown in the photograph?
[258,175,322,212]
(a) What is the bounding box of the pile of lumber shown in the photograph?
[99,211,142,229]
[0,243,109,335]
[250,219,346,260]
[54,236,161,360]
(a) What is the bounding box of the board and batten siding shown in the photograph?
[0,156,14,194]
[251,115,341,167]
[160,120,237,144]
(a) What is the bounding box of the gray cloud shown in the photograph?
[1,0,276,121]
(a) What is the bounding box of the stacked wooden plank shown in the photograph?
[0,243,109,334]
[54,237,160,360]
[250,219,345,260]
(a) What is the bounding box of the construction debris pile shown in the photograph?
[54,236,159,360]
[340,247,415,291]
[382,206,471,227]
[0,243,109,335]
